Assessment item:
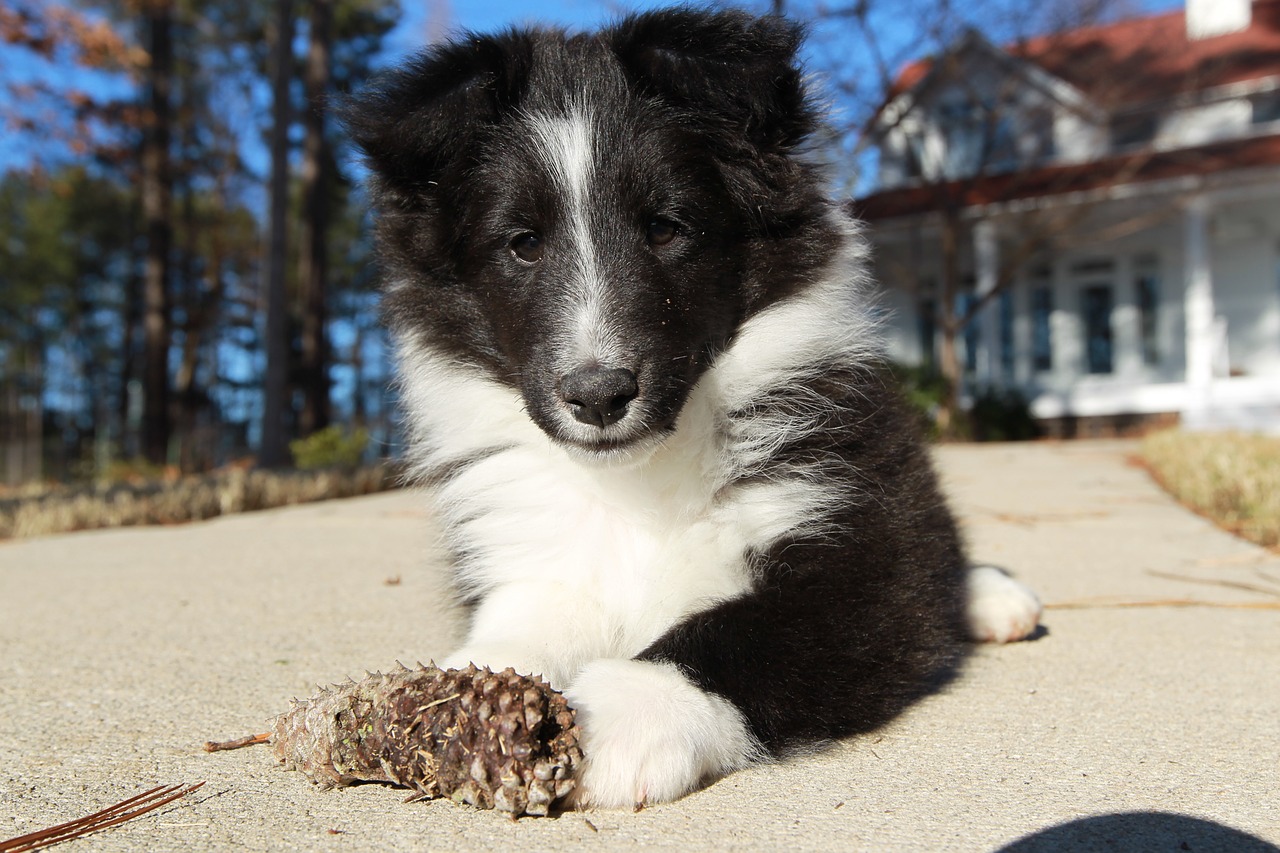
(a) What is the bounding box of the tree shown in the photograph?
[1,2,143,480]
[260,0,397,465]
[0,1,145,168]
[139,0,175,464]
[0,167,139,481]
[797,0,1157,433]
[297,0,335,437]
[0,0,401,483]
[295,0,399,441]
[259,0,295,468]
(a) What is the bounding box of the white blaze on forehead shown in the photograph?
[526,109,623,369]
[528,110,594,209]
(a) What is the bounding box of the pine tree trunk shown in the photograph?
[260,0,296,468]
[118,194,143,460]
[140,0,174,466]
[174,156,197,471]
[351,324,366,427]
[297,0,333,438]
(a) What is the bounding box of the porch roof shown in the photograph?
[852,133,1280,222]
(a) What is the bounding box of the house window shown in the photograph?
[938,97,1020,176]
[1025,105,1057,163]
[986,115,1019,172]
[1082,285,1115,374]
[999,290,1015,380]
[1252,91,1280,125]
[918,298,937,367]
[941,110,982,178]
[1031,286,1053,372]
[1070,258,1115,276]
[958,291,979,374]
[903,133,925,179]
[1110,113,1157,149]
[1134,254,1161,366]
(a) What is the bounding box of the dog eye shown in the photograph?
[646,218,678,247]
[511,232,544,263]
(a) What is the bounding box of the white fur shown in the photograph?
[564,659,762,809]
[398,212,877,621]
[400,214,1037,805]
[966,565,1043,643]
[526,109,624,371]
[398,215,883,804]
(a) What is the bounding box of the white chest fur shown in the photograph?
[395,220,876,685]
[426,385,777,685]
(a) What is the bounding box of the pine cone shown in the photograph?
[271,663,582,817]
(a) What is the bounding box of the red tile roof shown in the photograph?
[892,58,932,98]
[891,1,1280,108]
[864,4,1280,218]
[1019,0,1280,107]
[854,133,1280,221]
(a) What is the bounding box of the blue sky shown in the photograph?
[0,0,1187,178]
[0,0,1188,434]
[389,0,1186,52]
[386,0,690,53]
[0,0,705,177]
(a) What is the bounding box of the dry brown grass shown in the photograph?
[0,464,398,539]
[1140,429,1280,550]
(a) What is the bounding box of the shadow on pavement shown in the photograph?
[998,812,1279,852]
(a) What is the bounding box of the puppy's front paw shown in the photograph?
[564,659,760,809]
[967,565,1043,643]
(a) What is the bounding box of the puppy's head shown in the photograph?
[344,9,838,457]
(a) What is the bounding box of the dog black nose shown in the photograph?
[560,366,639,427]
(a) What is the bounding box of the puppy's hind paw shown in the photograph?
[966,565,1043,643]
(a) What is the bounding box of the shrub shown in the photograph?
[0,464,397,539]
[887,365,1038,442]
[888,363,951,440]
[1140,429,1280,549]
[968,387,1039,442]
[289,425,370,470]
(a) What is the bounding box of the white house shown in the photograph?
[857,0,1280,435]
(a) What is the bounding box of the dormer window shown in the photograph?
[1110,113,1157,149]
[936,96,1020,178]
[1024,106,1056,163]
[1251,90,1280,125]
[986,114,1019,172]
[903,132,925,179]
[937,99,985,178]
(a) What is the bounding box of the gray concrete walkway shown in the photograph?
[2,441,1277,851]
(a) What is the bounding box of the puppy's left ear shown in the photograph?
[608,8,815,151]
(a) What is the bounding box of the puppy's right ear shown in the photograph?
[339,32,534,199]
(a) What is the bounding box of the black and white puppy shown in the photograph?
[344,7,1041,809]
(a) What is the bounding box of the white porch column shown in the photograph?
[974,219,1000,388]
[1183,195,1216,422]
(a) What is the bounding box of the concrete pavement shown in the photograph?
[2,441,1277,851]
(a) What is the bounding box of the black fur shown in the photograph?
[344,9,839,445]
[642,370,969,752]
[344,6,970,770]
